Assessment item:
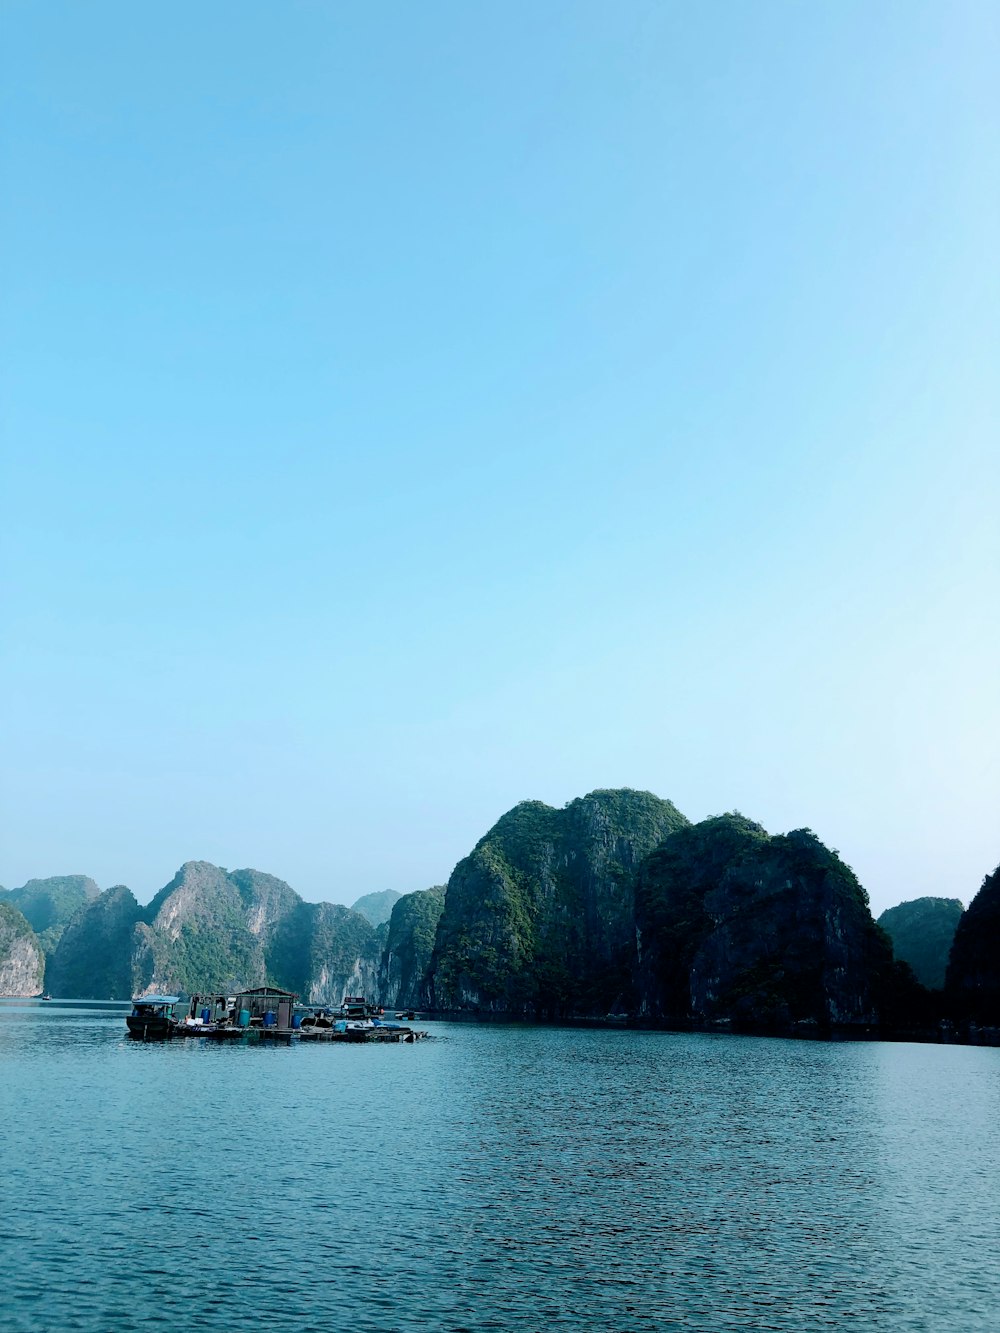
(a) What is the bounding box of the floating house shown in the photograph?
[233,986,297,1033]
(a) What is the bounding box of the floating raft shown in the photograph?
[298,1025,427,1044]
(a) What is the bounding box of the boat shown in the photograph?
[126,996,181,1040]
[339,996,384,1021]
[298,1006,337,1037]
[336,996,428,1042]
[40,994,52,1002]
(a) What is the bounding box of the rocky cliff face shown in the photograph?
[378,886,445,1008]
[0,876,100,954]
[267,900,380,1004]
[230,868,302,947]
[40,861,386,1001]
[946,865,1000,1024]
[45,886,143,999]
[690,830,895,1027]
[635,813,770,1019]
[878,897,964,990]
[140,862,269,994]
[0,902,45,995]
[636,817,903,1029]
[428,789,689,1016]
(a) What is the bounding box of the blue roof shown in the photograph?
[132,995,179,1004]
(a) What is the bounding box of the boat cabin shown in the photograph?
[340,996,383,1020]
[126,995,180,1039]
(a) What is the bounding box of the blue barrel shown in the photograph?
[263,1010,275,1028]
[292,1014,302,1029]
[201,1007,211,1023]
[238,1009,250,1028]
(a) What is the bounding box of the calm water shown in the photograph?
[1,1003,998,1332]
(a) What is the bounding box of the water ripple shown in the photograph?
[0,1006,998,1330]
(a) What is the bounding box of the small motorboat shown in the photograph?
[340,996,384,1020]
[126,996,180,1040]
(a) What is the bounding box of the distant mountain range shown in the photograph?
[2,789,997,1036]
[877,897,964,990]
[350,889,403,927]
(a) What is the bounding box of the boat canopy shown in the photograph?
[132,995,180,1005]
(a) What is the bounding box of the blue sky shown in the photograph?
[2,1,997,914]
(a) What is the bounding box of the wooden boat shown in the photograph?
[298,1006,336,1035]
[126,996,180,1040]
[340,995,384,1020]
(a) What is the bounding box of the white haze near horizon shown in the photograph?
[1,4,997,921]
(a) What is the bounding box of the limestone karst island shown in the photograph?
[1,789,997,1043]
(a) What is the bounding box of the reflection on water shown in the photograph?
[1,1003,998,1331]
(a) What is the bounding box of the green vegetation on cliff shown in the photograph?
[635,813,769,1018]
[267,901,377,1001]
[430,789,689,1016]
[0,900,36,943]
[636,817,918,1029]
[30,860,389,1002]
[45,886,142,999]
[0,876,100,954]
[380,886,445,1008]
[878,897,964,990]
[142,863,268,994]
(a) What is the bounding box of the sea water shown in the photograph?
[1,1001,997,1332]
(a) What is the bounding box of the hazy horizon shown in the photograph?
[2,4,997,920]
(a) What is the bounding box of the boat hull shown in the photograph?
[126,1015,176,1040]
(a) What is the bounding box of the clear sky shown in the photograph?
[1,2,997,915]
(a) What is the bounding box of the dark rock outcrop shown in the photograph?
[635,813,770,1020]
[428,789,689,1016]
[636,817,909,1030]
[690,830,897,1028]
[0,902,45,995]
[878,897,964,990]
[946,865,1000,1024]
